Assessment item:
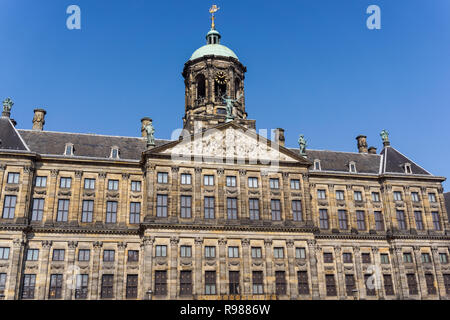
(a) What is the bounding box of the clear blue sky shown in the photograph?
[1,0,449,189]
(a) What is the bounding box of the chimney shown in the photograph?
[356,135,368,153]
[32,109,46,131]
[141,117,151,137]
[274,128,285,147]
[368,146,377,154]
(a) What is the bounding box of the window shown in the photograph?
[343,252,353,263]
[271,199,281,221]
[205,246,216,258]
[290,179,300,190]
[229,271,240,295]
[374,211,385,231]
[414,211,424,230]
[180,246,192,258]
[228,246,239,258]
[354,191,363,201]
[156,195,168,217]
[275,271,287,295]
[349,162,356,173]
[2,195,17,219]
[338,210,348,230]
[108,180,119,191]
[180,271,192,296]
[440,253,448,264]
[155,245,167,257]
[204,175,214,186]
[361,253,371,264]
[371,192,380,202]
[49,274,63,299]
[131,181,141,192]
[336,190,345,201]
[78,249,90,262]
[425,273,437,295]
[252,271,264,294]
[432,212,441,231]
[325,275,337,296]
[27,249,39,261]
[0,273,6,294]
[226,176,236,187]
[110,147,119,159]
[407,274,418,295]
[292,200,302,221]
[56,199,70,222]
[227,198,238,220]
[411,192,420,202]
[181,173,191,185]
[22,274,36,299]
[204,197,215,219]
[274,247,284,259]
[383,274,395,296]
[298,271,309,295]
[106,201,118,223]
[0,247,10,260]
[64,144,73,156]
[84,178,95,190]
[319,209,329,229]
[356,211,366,230]
[314,160,321,171]
[101,275,114,299]
[317,189,326,200]
[397,210,407,230]
[35,176,47,188]
[251,247,262,259]
[405,163,412,174]
[394,191,403,201]
[269,178,280,189]
[154,271,167,296]
[403,252,413,263]
[129,202,141,224]
[248,177,258,188]
[444,274,450,294]
[126,275,138,299]
[422,253,431,263]
[52,249,65,261]
[157,172,169,184]
[296,247,306,259]
[428,193,437,203]
[380,254,390,264]
[323,252,333,263]
[364,274,376,296]
[128,250,139,262]
[7,172,19,184]
[103,250,115,262]
[205,271,216,295]
[60,177,72,189]
[345,274,356,296]
[81,200,94,223]
[75,274,89,299]
[249,199,260,220]
[31,198,44,221]
[177,196,191,219]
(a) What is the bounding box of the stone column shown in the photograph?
[217,169,226,222]
[403,187,415,232]
[120,174,130,226]
[144,163,156,221]
[238,170,248,220]
[218,238,227,295]
[371,247,385,299]
[261,172,271,221]
[15,165,34,224]
[286,240,297,299]
[302,174,313,225]
[264,239,274,295]
[64,241,78,300]
[194,167,202,221]
[70,171,83,226]
[412,246,426,299]
[37,240,53,300]
[421,187,432,230]
[95,173,107,225]
[282,173,291,221]
[328,184,338,230]
[390,246,405,299]
[334,246,345,299]
[139,236,154,300]
[307,240,320,299]
[90,241,103,300]
[171,167,179,221]
[431,246,444,299]
[353,246,365,300]
[437,186,449,231]
[169,237,179,299]
[44,169,58,225]
[241,239,251,295]
[0,164,6,201]
[8,238,26,300]
[380,185,395,231]
[364,186,376,231]
[116,242,127,299]
[194,237,203,296]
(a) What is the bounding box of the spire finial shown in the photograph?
[380,129,390,147]
[2,98,14,118]
[209,5,220,30]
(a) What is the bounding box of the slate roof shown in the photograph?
[380,146,431,176]
[0,117,29,151]
[445,192,450,221]
[17,130,171,161]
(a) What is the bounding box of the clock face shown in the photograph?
[215,71,228,85]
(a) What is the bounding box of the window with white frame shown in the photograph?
[296,248,306,259]
[181,173,191,185]
[317,189,326,200]
[204,175,214,186]
[248,177,258,188]
[228,246,239,258]
[226,176,236,187]
[349,162,356,173]
[131,181,141,192]
[314,160,321,171]
[155,245,167,257]
[64,143,74,156]
[269,178,280,189]
[394,191,403,201]
[335,190,345,201]
[110,147,119,159]
[60,177,72,189]
[84,178,95,190]
[411,192,420,202]
[108,180,119,191]
[157,172,169,184]
[290,179,300,190]
[354,191,363,201]
[372,192,380,202]
[35,176,47,188]
[404,163,412,174]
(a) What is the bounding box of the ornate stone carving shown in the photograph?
[93,241,103,249]
[75,171,83,179]
[98,172,107,179]
[23,166,34,174]
[239,169,247,176]
[217,168,224,176]
[170,237,179,246]
[286,240,294,248]
[146,163,156,172]
[118,242,127,250]
[0,164,6,171]
[41,240,53,248]
[241,239,250,247]
[260,170,268,177]
[195,237,204,246]
[34,190,47,195]
[334,246,341,254]
[5,186,19,192]
[122,173,130,180]
[282,172,289,179]
[264,239,273,247]
[371,247,379,253]
[58,190,72,197]
[171,166,179,173]
[218,238,227,246]
[328,184,335,191]
[68,241,78,249]
[141,236,155,247]
[302,173,309,182]
[50,169,59,177]
[195,167,202,174]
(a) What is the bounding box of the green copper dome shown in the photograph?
[189,29,239,61]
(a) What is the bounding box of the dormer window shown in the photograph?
[110,146,120,159]
[404,163,412,174]
[349,162,357,173]
[314,159,321,171]
[64,143,74,156]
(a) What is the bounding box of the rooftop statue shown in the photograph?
[222,93,242,123]
[298,134,307,156]
[2,98,13,113]
[380,129,389,143]
[144,121,155,147]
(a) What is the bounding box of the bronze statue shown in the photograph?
[298,134,307,155]
[144,120,155,147]
[222,93,242,122]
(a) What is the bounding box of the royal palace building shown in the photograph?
[0,16,449,301]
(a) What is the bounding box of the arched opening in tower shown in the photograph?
[234,78,241,99]
[196,74,206,101]
[215,82,227,101]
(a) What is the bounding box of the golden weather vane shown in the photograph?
[209,5,220,29]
